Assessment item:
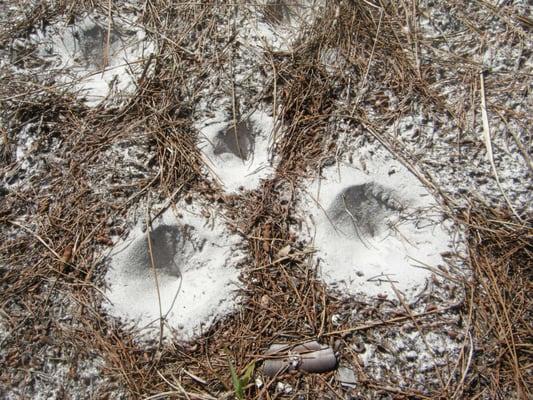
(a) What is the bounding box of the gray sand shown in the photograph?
[117,224,199,280]
[214,120,255,160]
[327,182,403,237]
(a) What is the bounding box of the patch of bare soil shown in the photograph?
[1,1,531,399]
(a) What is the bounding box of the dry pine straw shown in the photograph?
[0,1,531,399]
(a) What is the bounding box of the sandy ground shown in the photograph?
[0,0,531,399]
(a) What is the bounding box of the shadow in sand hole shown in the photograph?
[328,183,402,237]
[72,22,122,67]
[122,225,192,279]
[214,120,255,160]
[262,1,295,24]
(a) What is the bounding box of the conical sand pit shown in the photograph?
[104,205,240,339]
[36,14,153,106]
[301,155,454,299]
[249,0,325,52]
[117,224,184,280]
[327,182,403,238]
[198,109,274,192]
[214,120,255,161]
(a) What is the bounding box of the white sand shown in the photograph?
[300,150,454,299]
[104,204,240,340]
[36,14,153,106]
[197,109,275,193]
[246,0,325,52]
